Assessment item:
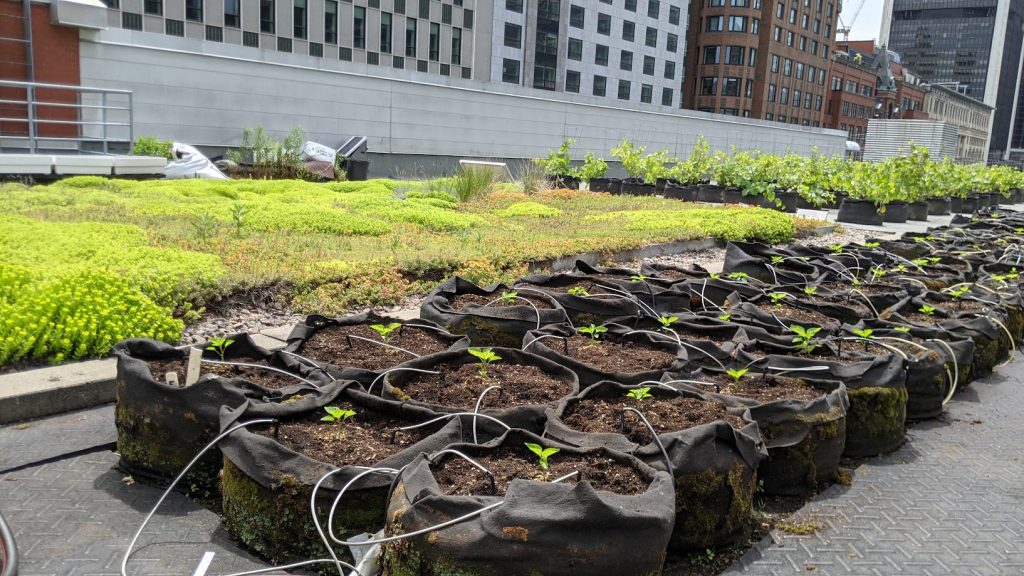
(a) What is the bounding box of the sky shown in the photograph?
[841,0,885,42]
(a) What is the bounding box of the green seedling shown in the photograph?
[927,257,941,265]
[768,292,788,306]
[525,442,559,471]
[626,386,652,404]
[726,368,749,383]
[192,212,217,242]
[919,305,937,316]
[709,273,721,280]
[790,324,822,354]
[229,202,248,237]
[630,274,648,282]
[499,291,519,304]
[579,324,608,341]
[567,286,590,297]
[947,286,970,300]
[657,315,679,329]
[726,272,750,282]
[851,328,874,339]
[893,325,911,333]
[870,267,887,281]
[718,312,733,322]
[370,322,402,342]
[851,277,862,286]
[894,264,907,273]
[803,286,818,296]
[206,337,234,361]
[911,258,929,267]
[770,255,785,264]
[863,241,881,248]
[321,406,356,430]
[829,244,844,254]
[468,347,502,377]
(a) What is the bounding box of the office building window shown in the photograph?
[728,16,745,32]
[625,0,636,10]
[641,83,653,103]
[618,79,631,100]
[260,0,274,32]
[700,76,717,95]
[645,26,657,47]
[648,0,659,18]
[726,45,744,65]
[507,0,522,12]
[502,58,520,83]
[707,16,723,31]
[704,45,720,64]
[380,12,392,53]
[661,87,673,106]
[570,4,584,27]
[723,77,740,96]
[771,54,779,72]
[405,18,417,56]
[620,50,633,71]
[593,75,607,96]
[748,47,757,66]
[566,70,581,92]
[745,78,753,97]
[354,6,366,48]
[293,0,307,38]
[464,8,472,28]
[669,5,679,24]
[751,18,759,33]
[768,83,776,101]
[224,0,240,27]
[623,20,635,41]
[568,38,583,60]
[595,44,609,66]
[450,27,461,64]
[144,0,162,16]
[504,22,522,48]
[598,13,611,34]
[186,0,202,21]
[643,55,655,74]
[666,32,677,52]
[664,60,674,79]
[780,86,789,104]
[324,0,338,43]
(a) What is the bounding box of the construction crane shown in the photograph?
[837,0,866,42]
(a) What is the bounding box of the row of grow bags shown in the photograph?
[113,209,1023,575]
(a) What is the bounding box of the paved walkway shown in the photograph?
[2,353,1023,575]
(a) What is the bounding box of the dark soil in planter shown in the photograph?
[561,394,744,445]
[255,403,439,466]
[146,357,302,389]
[750,302,840,328]
[391,362,571,410]
[543,334,679,374]
[519,280,614,296]
[294,324,453,371]
[433,447,649,496]
[450,292,556,310]
[698,373,824,402]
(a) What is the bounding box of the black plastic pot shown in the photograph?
[960,195,979,213]
[907,202,929,221]
[928,197,951,215]
[722,187,744,204]
[620,179,657,196]
[777,190,800,213]
[884,201,909,223]
[589,178,620,193]
[548,175,579,189]
[949,197,964,213]
[697,184,724,203]
[664,183,699,201]
[836,199,883,226]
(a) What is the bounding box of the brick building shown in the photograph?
[682,0,841,127]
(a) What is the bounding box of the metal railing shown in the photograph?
[0,79,133,154]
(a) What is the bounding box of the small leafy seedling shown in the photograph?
[206,337,234,361]
[947,286,970,300]
[863,241,881,248]
[726,272,750,282]
[851,328,874,339]
[657,315,679,329]
[468,347,502,377]
[321,406,356,430]
[771,255,785,264]
[370,322,402,342]
[790,324,822,354]
[803,286,818,296]
[870,267,887,280]
[627,386,652,404]
[726,368,749,383]
[630,274,648,282]
[768,292,788,306]
[718,312,733,322]
[893,325,911,333]
[567,286,590,297]
[499,291,519,304]
[525,442,559,471]
[829,244,844,254]
[919,305,937,316]
[579,324,607,341]
[229,202,248,237]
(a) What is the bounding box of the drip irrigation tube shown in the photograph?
[483,296,542,331]
[200,359,322,388]
[343,335,420,359]
[621,407,673,478]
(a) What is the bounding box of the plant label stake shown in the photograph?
[165,372,179,387]
[185,347,203,386]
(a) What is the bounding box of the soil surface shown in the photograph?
[297,323,451,371]
[518,281,623,297]
[449,293,556,310]
[933,298,992,314]
[820,283,907,298]
[256,402,438,466]
[146,357,305,389]
[392,362,572,410]
[698,372,824,402]
[543,333,678,374]
[432,446,649,496]
[561,394,744,445]
[750,303,841,328]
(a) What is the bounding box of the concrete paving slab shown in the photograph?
[0,358,117,425]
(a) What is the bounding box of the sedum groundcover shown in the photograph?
[0,177,798,367]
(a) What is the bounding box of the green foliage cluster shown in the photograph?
[0,264,182,365]
[586,206,796,243]
[132,135,173,160]
[534,140,609,183]
[494,202,562,218]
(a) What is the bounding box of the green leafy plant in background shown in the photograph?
[658,315,679,329]
[534,139,574,178]
[790,324,822,354]
[803,286,818,296]
[768,292,788,306]
[205,337,234,361]
[447,164,497,202]
[579,324,607,341]
[370,322,402,342]
[573,152,608,184]
[919,305,937,316]
[468,347,502,377]
[192,212,218,242]
[132,135,173,160]
[851,328,874,339]
[718,312,732,322]
[229,202,248,237]
[630,274,648,282]
[525,442,559,471]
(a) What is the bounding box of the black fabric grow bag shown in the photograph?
[928,197,951,215]
[112,334,332,493]
[514,272,646,325]
[382,348,579,433]
[284,312,469,384]
[836,199,883,226]
[543,382,767,552]
[722,242,825,285]
[380,429,675,576]
[907,202,929,221]
[420,277,568,347]
[570,260,695,313]
[522,323,688,387]
[218,388,471,566]
[674,375,848,497]
[884,201,909,223]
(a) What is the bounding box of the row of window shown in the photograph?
[764,112,820,127]
[698,76,754,98]
[702,45,756,67]
[769,54,826,85]
[121,0,472,41]
[516,0,679,22]
[771,26,827,59]
[774,1,831,38]
[707,0,761,8]
[565,42,677,79]
[841,101,870,119]
[830,76,874,97]
[500,59,674,105]
[766,83,823,111]
[705,15,758,34]
[566,10,680,49]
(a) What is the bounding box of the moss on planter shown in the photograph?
[842,386,908,458]
[221,457,387,571]
[670,462,755,551]
[757,408,845,497]
[969,333,1001,379]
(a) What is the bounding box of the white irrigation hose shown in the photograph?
[624,330,727,371]
[847,289,880,317]
[833,338,910,360]
[343,335,420,359]
[483,295,542,331]
[985,315,1017,368]
[394,412,511,435]
[366,367,440,397]
[621,407,673,478]
[472,386,502,444]
[522,333,568,351]
[895,276,930,290]
[200,359,322,388]
[120,418,278,576]
[277,350,337,382]
[925,338,960,406]
[318,467,398,574]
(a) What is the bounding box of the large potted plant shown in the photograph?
[664,135,713,201]
[611,139,667,196]
[836,161,888,226]
[535,139,578,189]
[892,144,931,221]
[574,152,609,190]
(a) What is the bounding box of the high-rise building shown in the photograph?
[682,0,841,126]
[880,0,1024,159]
